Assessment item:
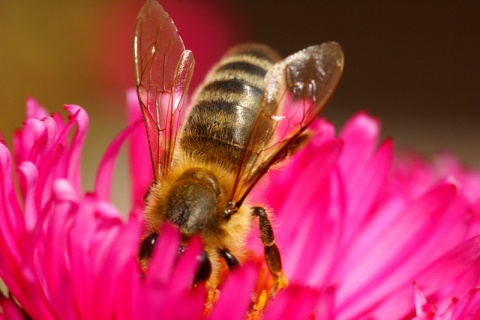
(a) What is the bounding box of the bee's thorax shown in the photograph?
[164,168,223,234]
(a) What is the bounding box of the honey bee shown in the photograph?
[133,0,344,285]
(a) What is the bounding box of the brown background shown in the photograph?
[0,1,479,210]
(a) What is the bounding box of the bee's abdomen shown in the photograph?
[181,44,280,170]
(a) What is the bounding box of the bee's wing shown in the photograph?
[231,42,344,205]
[133,0,195,180]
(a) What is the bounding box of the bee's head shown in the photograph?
[139,168,221,282]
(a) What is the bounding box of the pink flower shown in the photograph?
[1,92,480,319]
[0,99,202,319]
[257,114,480,318]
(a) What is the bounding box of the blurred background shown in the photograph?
[0,1,479,211]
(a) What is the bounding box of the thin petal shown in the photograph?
[209,262,258,320]
[338,182,459,317]
[64,105,89,191]
[0,143,23,252]
[26,98,49,120]
[94,117,142,202]
[93,207,141,320]
[338,112,380,183]
[263,285,319,320]
[0,296,26,320]
[127,88,153,210]
[16,161,38,231]
[369,236,480,318]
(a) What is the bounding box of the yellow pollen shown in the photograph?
[273,271,289,293]
[203,287,220,317]
[248,290,268,320]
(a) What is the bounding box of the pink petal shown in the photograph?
[414,236,480,310]
[144,223,180,285]
[94,117,142,202]
[450,287,480,319]
[139,224,181,317]
[338,112,380,183]
[263,285,319,320]
[26,98,49,120]
[370,236,480,319]
[136,224,205,319]
[16,161,38,231]
[278,139,344,283]
[126,89,153,210]
[68,197,100,319]
[338,182,458,317]
[64,105,89,191]
[0,143,23,250]
[209,262,258,320]
[157,237,205,319]
[0,296,26,320]
[93,207,141,320]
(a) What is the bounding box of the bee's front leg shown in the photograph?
[252,207,285,283]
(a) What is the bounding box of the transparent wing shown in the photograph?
[230,42,344,206]
[133,0,195,180]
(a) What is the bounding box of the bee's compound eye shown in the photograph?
[194,251,212,283]
[139,232,158,260]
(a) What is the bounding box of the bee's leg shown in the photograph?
[219,248,240,270]
[252,207,288,292]
[252,207,282,276]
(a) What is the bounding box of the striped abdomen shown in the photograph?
[180,44,280,171]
